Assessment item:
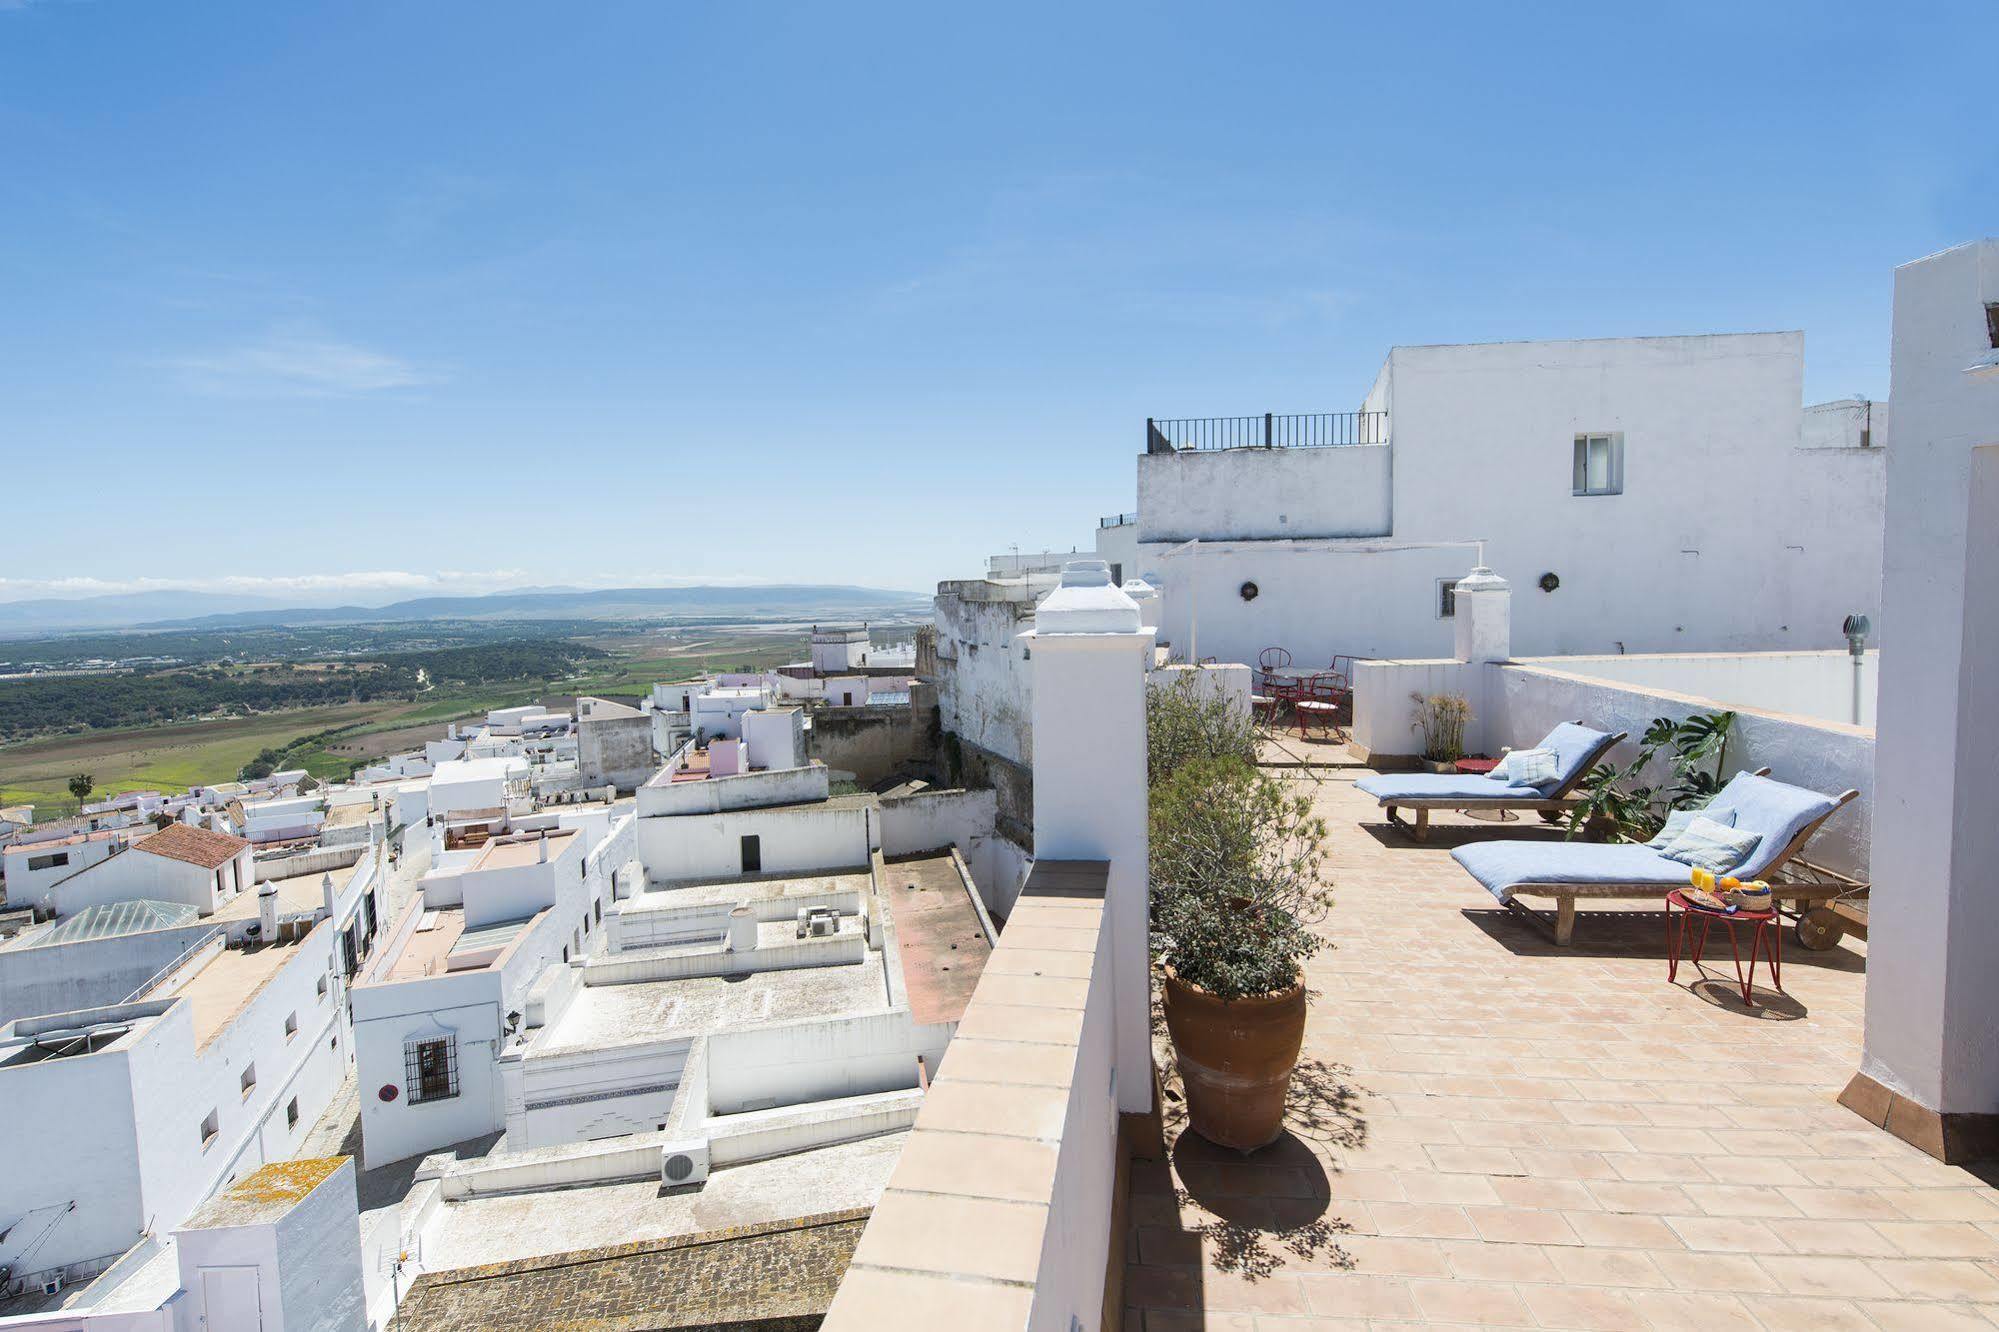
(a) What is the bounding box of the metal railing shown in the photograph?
[1098,512,1137,529]
[122,926,225,1003]
[1146,411,1388,453]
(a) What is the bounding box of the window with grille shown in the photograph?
[1437,578,1460,619]
[404,1036,459,1105]
[1572,433,1624,495]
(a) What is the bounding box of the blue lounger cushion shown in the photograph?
[1452,841,1691,905]
[1355,773,1546,803]
[1535,722,1618,794]
[1702,772,1843,879]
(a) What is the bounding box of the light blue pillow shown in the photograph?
[1659,815,1761,874]
[1504,747,1560,791]
[1646,805,1735,851]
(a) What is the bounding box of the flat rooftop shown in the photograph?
[469,829,578,871]
[416,1131,905,1274]
[377,905,477,981]
[621,869,872,915]
[210,863,360,924]
[534,949,889,1055]
[150,930,318,1049]
[880,852,992,1027]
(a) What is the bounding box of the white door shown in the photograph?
[200,1266,263,1330]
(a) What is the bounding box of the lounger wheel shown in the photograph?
[1795,907,1843,952]
[1537,810,1564,825]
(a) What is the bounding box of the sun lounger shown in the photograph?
[1354,721,1625,840]
[1451,771,1860,945]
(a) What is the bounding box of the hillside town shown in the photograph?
[0,239,1994,1331]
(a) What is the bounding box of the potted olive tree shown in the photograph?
[1150,755,1332,1152]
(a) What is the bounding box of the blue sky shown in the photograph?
[2,1,1991,603]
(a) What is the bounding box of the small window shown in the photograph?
[27,852,69,872]
[286,1097,300,1129]
[199,1109,220,1148]
[594,900,603,924]
[1437,578,1459,620]
[316,975,328,1002]
[284,1012,298,1041]
[1572,433,1624,496]
[240,1063,257,1098]
[741,834,762,874]
[1986,302,1999,350]
[404,1036,459,1105]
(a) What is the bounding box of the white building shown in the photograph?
[351,819,618,1168]
[809,624,870,673]
[0,849,380,1294]
[1121,333,1884,669]
[2,827,140,909]
[45,823,255,921]
[234,794,326,847]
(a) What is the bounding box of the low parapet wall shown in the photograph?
[822,860,1118,1332]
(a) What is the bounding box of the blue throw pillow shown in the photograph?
[1646,805,1735,851]
[1659,816,1761,875]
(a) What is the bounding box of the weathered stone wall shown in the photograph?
[397,1208,871,1330]
[806,694,935,788]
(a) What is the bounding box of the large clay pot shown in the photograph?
[1162,968,1307,1152]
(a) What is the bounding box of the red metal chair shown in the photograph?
[1294,672,1346,741]
[1256,647,1292,693]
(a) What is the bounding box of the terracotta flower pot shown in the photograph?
[1162,967,1307,1153]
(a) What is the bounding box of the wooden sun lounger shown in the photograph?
[1380,723,1628,841]
[1505,788,1862,947]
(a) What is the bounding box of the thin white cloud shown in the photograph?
[0,570,534,605]
[162,328,431,397]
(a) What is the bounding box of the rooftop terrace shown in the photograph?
[149,929,318,1049]
[1122,766,1999,1330]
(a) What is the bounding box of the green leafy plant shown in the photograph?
[1566,710,1736,842]
[1146,671,1259,787]
[1148,757,1333,1001]
[1410,692,1471,762]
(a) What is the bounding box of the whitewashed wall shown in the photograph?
[1139,443,1392,542]
[638,803,874,885]
[1139,540,1468,671]
[1518,651,1877,729]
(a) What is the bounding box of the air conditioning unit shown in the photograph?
[41,1276,62,1297]
[658,1139,710,1188]
[797,906,838,939]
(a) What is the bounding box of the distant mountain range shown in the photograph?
[0,585,930,636]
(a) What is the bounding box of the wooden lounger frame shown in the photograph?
[1503,788,1862,946]
[1379,722,1628,841]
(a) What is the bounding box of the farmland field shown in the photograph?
[0,627,815,816]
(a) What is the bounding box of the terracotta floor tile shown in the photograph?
[1125,775,1997,1331]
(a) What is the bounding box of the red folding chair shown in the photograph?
[1294,672,1346,741]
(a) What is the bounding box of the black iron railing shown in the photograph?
[1098,512,1137,529]
[1146,411,1388,453]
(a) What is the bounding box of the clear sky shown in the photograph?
[3,1,1991,604]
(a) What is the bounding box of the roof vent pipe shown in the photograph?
[728,905,757,952]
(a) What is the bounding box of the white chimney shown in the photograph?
[257,879,280,940]
[537,832,549,864]
[727,904,757,952]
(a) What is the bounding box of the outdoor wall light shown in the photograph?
[1239,581,1259,601]
[1538,572,1561,593]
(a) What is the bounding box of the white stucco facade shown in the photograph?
[1133,333,1886,669]
[1855,238,1999,1127]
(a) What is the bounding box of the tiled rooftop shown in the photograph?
[1125,766,1999,1329]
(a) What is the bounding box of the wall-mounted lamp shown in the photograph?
[1239,581,1260,602]
[1538,572,1561,593]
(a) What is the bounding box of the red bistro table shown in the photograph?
[1666,889,1781,1005]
